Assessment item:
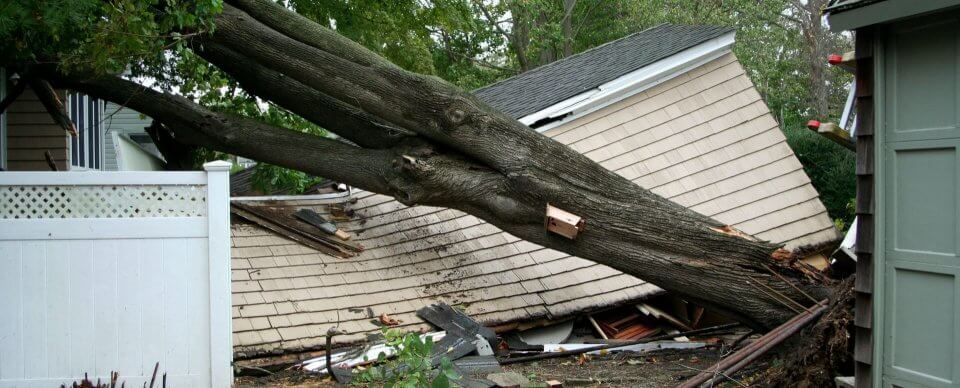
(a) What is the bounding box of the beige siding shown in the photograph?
[102,102,152,171]
[5,88,68,171]
[229,52,841,356]
[544,52,840,249]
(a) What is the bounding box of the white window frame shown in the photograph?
[66,93,105,170]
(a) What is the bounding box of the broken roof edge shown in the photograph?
[520,31,736,133]
[232,286,666,361]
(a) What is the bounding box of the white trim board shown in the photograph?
[0,170,207,185]
[0,217,208,240]
[520,31,736,133]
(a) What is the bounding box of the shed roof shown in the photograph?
[230,48,841,358]
[824,0,884,13]
[473,24,732,119]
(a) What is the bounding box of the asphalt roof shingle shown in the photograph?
[473,24,733,119]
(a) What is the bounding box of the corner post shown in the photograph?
[204,160,233,387]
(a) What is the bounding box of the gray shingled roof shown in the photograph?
[473,24,733,119]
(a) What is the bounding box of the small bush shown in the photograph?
[352,328,460,388]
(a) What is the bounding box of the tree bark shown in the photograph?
[561,0,577,58]
[47,0,836,330]
[795,0,831,120]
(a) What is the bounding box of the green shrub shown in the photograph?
[352,328,460,388]
[781,119,856,231]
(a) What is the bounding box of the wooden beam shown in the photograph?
[829,50,857,74]
[807,121,856,151]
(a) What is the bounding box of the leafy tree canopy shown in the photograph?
[0,0,855,225]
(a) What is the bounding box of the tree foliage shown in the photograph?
[1,0,854,224]
[0,0,221,74]
[282,0,856,225]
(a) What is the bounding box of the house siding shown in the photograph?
[5,87,68,171]
[102,102,152,171]
[544,52,841,250]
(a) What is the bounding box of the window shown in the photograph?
[67,93,104,170]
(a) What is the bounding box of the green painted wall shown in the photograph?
[878,10,960,388]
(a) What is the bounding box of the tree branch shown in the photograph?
[194,39,416,149]
[44,71,402,195]
[29,78,77,136]
[0,79,26,115]
[436,45,517,73]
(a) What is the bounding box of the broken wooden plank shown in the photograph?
[294,208,338,234]
[586,315,609,340]
[232,201,363,254]
[637,303,694,331]
[230,203,354,258]
[828,51,856,73]
[806,120,855,151]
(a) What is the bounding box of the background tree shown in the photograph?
[277,0,858,228]
[1,1,854,225]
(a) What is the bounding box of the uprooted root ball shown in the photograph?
[758,278,855,387]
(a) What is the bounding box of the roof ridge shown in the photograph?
[473,23,735,118]
[473,23,675,93]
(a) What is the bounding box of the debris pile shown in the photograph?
[289,299,751,387]
[230,201,362,258]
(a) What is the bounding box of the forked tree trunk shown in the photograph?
[46,0,837,330]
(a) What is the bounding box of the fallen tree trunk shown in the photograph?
[43,0,837,330]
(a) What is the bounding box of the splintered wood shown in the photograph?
[709,225,757,241]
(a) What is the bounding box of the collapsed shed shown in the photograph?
[229,24,841,359]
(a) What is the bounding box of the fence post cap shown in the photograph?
[203,160,233,171]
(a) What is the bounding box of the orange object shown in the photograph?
[379,313,402,326]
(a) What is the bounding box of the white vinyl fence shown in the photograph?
[0,161,233,388]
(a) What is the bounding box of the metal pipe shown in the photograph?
[500,323,741,365]
[677,300,829,388]
[703,301,828,386]
[679,302,815,386]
